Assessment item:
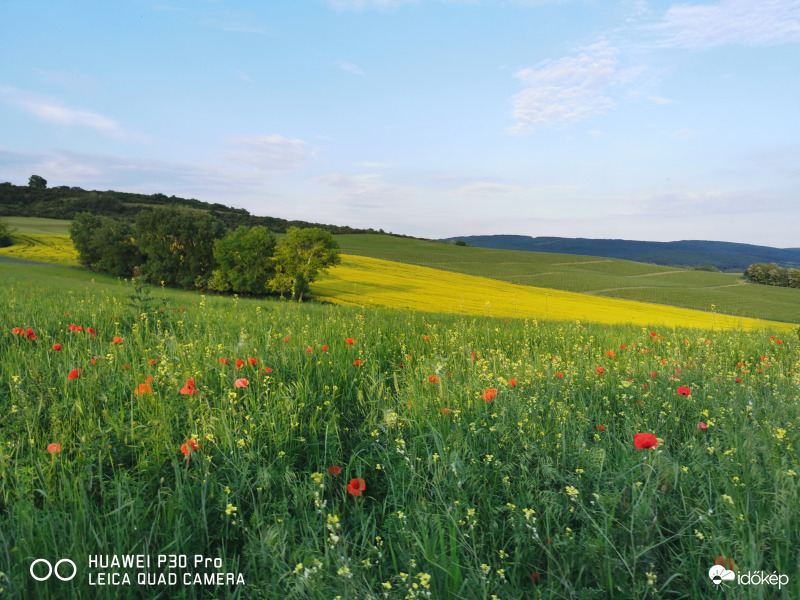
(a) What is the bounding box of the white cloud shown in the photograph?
[0,87,135,139]
[224,135,314,171]
[508,41,631,134]
[647,0,800,49]
[326,0,419,10]
[449,181,522,195]
[311,173,410,207]
[336,60,366,75]
[647,95,675,105]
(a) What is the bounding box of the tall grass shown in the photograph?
[1,268,799,599]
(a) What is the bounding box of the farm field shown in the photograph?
[335,234,800,325]
[1,265,798,599]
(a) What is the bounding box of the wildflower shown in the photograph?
[698,422,708,430]
[735,377,742,383]
[68,368,82,380]
[481,388,497,401]
[530,572,539,584]
[634,433,658,449]
[248,357,257,366]
[219,358,229,364]
[11,327,25,335]
[225,504,237,515]
[112,336,123,344]
[235,378,249,388]
[52,343,62,351]
[26,328,37,340]
[596,367,605,374]
[648,372,657,379]
[135,382,152,396]
[346,338,355,345]
[264,366,273,373]
[327,465,342,476]
[322,345,329,351]
[347,478,366,497]
[508,378,518,387]
[181,439,199,455]
[607,350,615,357]
[676,386,692,396]
[595,424,606,431]
[122,364,130,370]
[442,408,452,414]
[428,375,439,383]
[565,485,579,500]
[557,372,564,378]
[149,358,158,365]
[422,335,430,342]
[47,443,61,454]
[306,347,313,353]
[284,336,290,342]
[715,556,738,570]
[353,359,363,366]
[236,359,244,369]
[180,378,199,395]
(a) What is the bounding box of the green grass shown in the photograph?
[1,216,72,236]
[336,234,800,324]
[1,264,799,599]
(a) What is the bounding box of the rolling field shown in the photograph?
[0,233,78,265]
[1,265,798,599]
[335,235,800,324]
[0,216,72,235]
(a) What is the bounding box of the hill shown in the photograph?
[441,234,800,272]
[0,181,394,235]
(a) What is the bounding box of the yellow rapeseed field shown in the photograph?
[0,234,78,265]
[313,254,795,331]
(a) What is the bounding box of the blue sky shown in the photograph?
[1,0,799,246]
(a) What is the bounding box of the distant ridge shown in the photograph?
[441,235,800,273]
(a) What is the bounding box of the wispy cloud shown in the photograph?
[647,95,675,105]
[311,173,410,207]
[449,181,522,195]
[224,135,315,171]
[508,41,632,134]
[0,87,136,139]
[34,68,97,92]
[647,0,800,49]
[336,60,366,75]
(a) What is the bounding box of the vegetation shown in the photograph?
[336,234,800,324]
[744,262,800,289]
[0,217,12,247]
[0,233,77,265]
[272,227,341,301]
[312,255,795,332]
[211,226,278,295]
[1,264,798,599]
[445,234,800,272]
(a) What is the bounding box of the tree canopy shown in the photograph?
[211,226,277,294]
[271,227,341,301]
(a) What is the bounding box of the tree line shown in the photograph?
[743,263,800,289]
[70,208,340,301]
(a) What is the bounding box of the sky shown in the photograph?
[1,0,799,247]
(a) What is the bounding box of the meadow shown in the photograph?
[1,263,799,599]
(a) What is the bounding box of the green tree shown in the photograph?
[270,227,340,301]
[0,218,13,247]
[28,174,47,189]
[70,212,142,276]
[134,207,226,288]
[70,212,105,267]
[211,226,277,294]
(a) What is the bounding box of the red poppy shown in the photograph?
[607,351,615,357]
[306,347,313,353]
[346,338,355,345]
[26,328,37,340]
[353,359,363,366]
[650,332,657,337]
[112,336,123,344]
[648,372,657,379]
[136,382,152,396]
[715,556,738,570]
[149,358,158,365]
[481,388,497,401]
[776,340,784,345]
[422,335,430,342]
[68,368,82,380]
[284,336,290,342]
[557,372,564,378]
[180,378,199,395]
[47,443,61,454]
[322,345,329,351]
[596,367,605,375]
[595,424,606,431]
[347,478,366,497]
[11,327,25,336]
[248,357,257,366]
[122,364,130,370]
[327,465,342,476]
[442,408,452,414]
[620,344,627,349]
[236,359,244,369]
[508,378,518,387]
[530,572,539,584]
[471,352,477,362]
[264,367,273,373]
[87,327,96,337]
[180,439,199,456]
[235,378,249,388]
[52,343,62,351]
[219,357,229,365]
[676,386,692,396]
[698,422,708,430]
[428,375,439,383]
[67,324,77,332]
[634,433,658,449]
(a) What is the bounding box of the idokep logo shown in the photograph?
[708,564,789,590]
[708,564,735,586]
[30,558,77,582]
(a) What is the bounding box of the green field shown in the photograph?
[336,234,800,324]
[1,264,798,599]
[1,216,72,235]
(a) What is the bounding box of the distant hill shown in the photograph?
[441,235,800,273]
[0,181,395,236]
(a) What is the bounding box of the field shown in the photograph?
[335,235,800,325]
[1,263,799,599]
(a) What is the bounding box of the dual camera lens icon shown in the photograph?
[30,559,77,582]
